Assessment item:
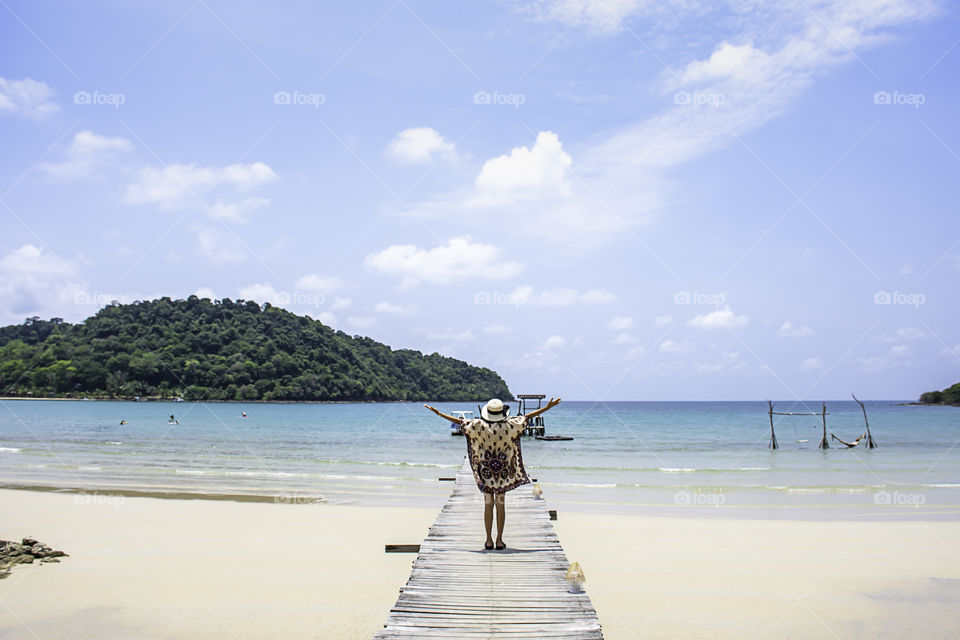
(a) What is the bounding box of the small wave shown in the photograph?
[925,483,960,488]
[551,482,618,488]
[79,466,102,471]
[314,458,457,469]
[375,461,456,468]
[175,469,206,475]
[659,467,696,473]
[104,441,123,446]
[0,447,21,453]
[738,467,770,471]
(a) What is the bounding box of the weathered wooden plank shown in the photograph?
[373,458,602,639]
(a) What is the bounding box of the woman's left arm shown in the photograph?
[524,397,561,421]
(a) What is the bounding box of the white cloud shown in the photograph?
[895,327,924,341]
[581,289,617,304]
[613,332,638,345]
[329,296,352,311]
[874,326,925,343]
[374,301,416,315]
[509,285,616,306]
[660,339,694,353]
[483,323,513,334]
[237,283,289,306]
[530,0,645,33]
[347,315,376,329]
[295,274,343,295]
[314,311,337,326]
[193,225,246,263]
[655,315,672,327]
[385,127,455,164]
[542,335,566,350]
[194,287,216,299]
[512,0,937,239]
[40,130,133,179]
[470,131,572,205]
[125,162,276,210]
[799,357,824,370]
[889,344,912,357]
[365,236,525,287]
[428,329,475,342]
[0,245,85,322]
[607,316,634,330]
[688,307,748,330]
[778,320,813,337]
[0,77,58,119]
[208,197,271,223]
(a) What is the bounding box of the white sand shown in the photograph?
[0,490,435,639]
[555,511,960,639]
[2,489,959,639]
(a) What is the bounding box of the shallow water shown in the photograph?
[1,399,957,518]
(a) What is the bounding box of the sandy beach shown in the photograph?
[2,488,959,639]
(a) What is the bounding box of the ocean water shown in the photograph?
[1,399,958,519]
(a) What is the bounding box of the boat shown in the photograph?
[449,411,472,436]
[535,435,573,442]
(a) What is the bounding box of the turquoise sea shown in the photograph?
[1,400,958,519]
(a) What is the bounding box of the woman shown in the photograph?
[424,397,561,550]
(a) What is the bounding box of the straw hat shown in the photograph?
[480,398,510,422]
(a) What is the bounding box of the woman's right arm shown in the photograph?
[424,404,465,425]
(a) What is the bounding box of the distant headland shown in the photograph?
[915,382,960,407]
[0,297,513,403]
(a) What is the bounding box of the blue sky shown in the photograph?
[1,0,957,400]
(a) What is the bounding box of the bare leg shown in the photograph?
[483,493,494,548]
[495,493,506,547]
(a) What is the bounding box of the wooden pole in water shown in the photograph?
[852,393,877,449]
[768,400,778,449]
[818,402,830,450]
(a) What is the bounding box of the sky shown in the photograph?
[1,0,958,401]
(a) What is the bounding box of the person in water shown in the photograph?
[169,414,178,424]
[424,397,561,550]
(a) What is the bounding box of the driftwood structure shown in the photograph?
[819,402,829,450]
[852,394,878,449]
[767,401,829,450]
[767,396,877,450]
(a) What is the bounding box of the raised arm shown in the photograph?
[424,404,465,425]
[524,397,561,422]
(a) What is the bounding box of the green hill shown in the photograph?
[0,297,512,402]
[919,382,960,406]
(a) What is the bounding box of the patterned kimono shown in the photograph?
[462,416,530,494]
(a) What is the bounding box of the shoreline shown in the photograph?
[3,481,958,522]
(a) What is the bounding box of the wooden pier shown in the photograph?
[375,459,603,639]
